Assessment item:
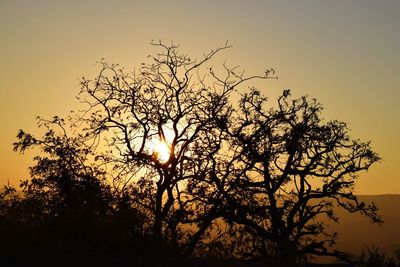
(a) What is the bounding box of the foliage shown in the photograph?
[359,247,400,267]
[0,116,147,259]
[212,88,381,263]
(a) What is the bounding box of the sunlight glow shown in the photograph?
[152,140,171,163]
[150,127,175,163]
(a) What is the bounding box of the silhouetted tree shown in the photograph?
[6,41,381,265]
[359,247,400,267]
[5,116,147,260]
[212,88,381,264]
[74,41,275,255]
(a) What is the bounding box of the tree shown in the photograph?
[359,247,400,267]
[9,41,380,264]
[213,88,381,264]
[74,41,276,255]
[9,116,146,258]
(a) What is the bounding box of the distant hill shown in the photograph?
[319,194,400,263]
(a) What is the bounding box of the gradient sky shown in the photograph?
[1,0,399,194]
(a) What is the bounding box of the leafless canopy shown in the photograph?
[75,41,276,255]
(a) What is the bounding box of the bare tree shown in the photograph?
[75,41,275,255]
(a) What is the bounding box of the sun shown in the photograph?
[150,127,175,163]
[152,140,171,163]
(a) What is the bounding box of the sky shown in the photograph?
[0,0,399,194]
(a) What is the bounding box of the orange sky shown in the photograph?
[0,1,399,194]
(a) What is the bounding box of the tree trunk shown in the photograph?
[153,187,163,253]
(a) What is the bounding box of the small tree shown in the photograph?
[214,88,381,263]
[10,116,145,257]
[359,247,400,267]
